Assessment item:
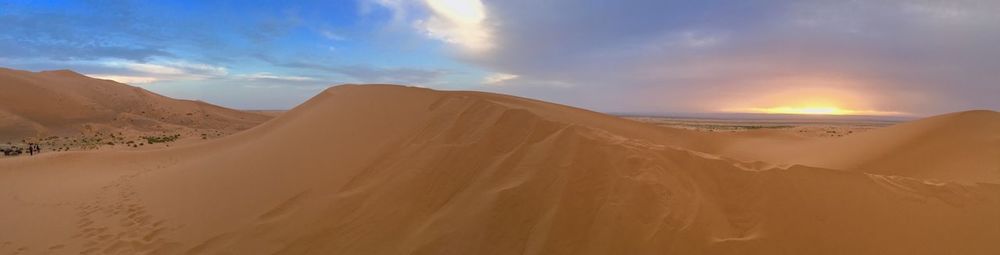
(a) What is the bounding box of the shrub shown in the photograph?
[141,134,180,144]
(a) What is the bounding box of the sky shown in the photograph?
[1,0,998,116]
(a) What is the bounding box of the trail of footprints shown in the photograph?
[70,165,182,254]
[0,160,185,254]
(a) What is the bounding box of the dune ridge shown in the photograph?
[1,85,998,254]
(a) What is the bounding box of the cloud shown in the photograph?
[482,72,518,85]
[384,0,1000,115]
[101,59,228,81]
[254,54,449,84]
[415,0,492,52]
[85,74,159,84]
[0,1,173,61]
[42,57,226,84]
[240,72,319,82]
[1,1,461,108]
[328,65,447,84]
[364,0,494,52]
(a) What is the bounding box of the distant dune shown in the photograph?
[716,110,1000,183]
[0,67,270,141]
[1,85,998,254]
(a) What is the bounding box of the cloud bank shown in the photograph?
[371,0,1000,115]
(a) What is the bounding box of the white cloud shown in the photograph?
[85,74,159,84]
[240,72,318,82]
[158,60,229,77]
[363,0,494,53]
[416,0,493,52]
[104,61,185,75]
[70,58,230,84]
[482,72,517,85]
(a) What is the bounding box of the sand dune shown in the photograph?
[0,68,270,141]
[1,85,998,254]
[716,110,1000,183]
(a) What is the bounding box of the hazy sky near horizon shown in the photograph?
[1,0,998,116]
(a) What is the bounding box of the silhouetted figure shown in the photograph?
[28,143,34,156]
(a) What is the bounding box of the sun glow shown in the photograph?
[420,0,493,52]
[426,0,485,24]
[729,105,905,116]
[715,76,909,116]
[758,106,852,115]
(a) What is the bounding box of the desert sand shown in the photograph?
[1,84,999,254]
[0,68,271,152]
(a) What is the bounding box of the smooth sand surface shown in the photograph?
[1,84,999,254]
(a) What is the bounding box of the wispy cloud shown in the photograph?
[328,65,448,84]
[85,74,159,84]
[56,58,229,84]
[255,54,449,85]
[482,72,517,85]
[239,72,318,82]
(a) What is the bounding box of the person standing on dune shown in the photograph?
[27,143,39,155]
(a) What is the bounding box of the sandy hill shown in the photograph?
[716,110,1000,183]
[0,67,270,141]
[1,85,998,254]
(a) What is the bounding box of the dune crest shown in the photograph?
[1,85,998,254]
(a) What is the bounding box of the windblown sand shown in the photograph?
[1,84,998,254]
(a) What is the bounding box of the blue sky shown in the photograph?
[2,0,999,115]
[0,0,487,109]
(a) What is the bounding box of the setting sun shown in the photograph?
[713,76,909,116]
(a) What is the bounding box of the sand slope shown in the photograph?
[718,110,1000,183]
[0,67,270,140]
[1,85,998,254]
